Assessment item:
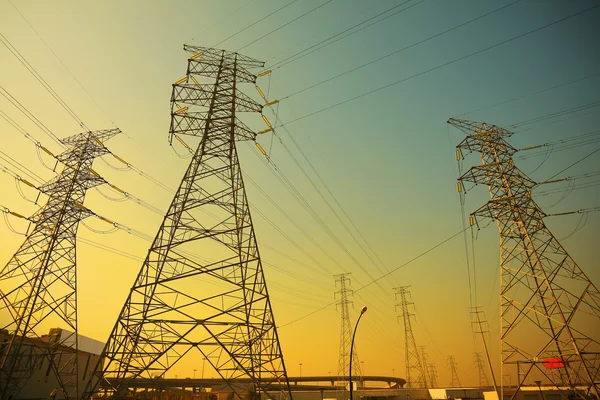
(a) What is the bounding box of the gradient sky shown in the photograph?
[1,0,599,387]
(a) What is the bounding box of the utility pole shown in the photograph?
[84,46,291,400]
[447,355,462,388]
[394,286,427,388]
[0,128,121,399]
[335,273,363,389]
[451,118,600,400]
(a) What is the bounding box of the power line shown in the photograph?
[249,138,398,315]
[269,0,422,69]
[3,0,187,186]
[0,151,45,185]
[271,118,400,289]
[536,180,600,197]
[280,0,523,99]
[517,129,600,160]
[7,0,117,128]
[456,71,600,117]
[4,2,186,180]
[0,32,89,131]
[79,237,332,309]
[277,3,600,127]
[277,226,468,328]
[542,146,600,183]
[0,85,65,149]
[256,91,401,296]
[189,0,257,43]
[237,0,334,51]
[510,100,600,128]
[213,0,300,47]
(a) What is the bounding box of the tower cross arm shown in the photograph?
[173,83,262,113]
[183,45,264,69]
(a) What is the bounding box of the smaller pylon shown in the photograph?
[0,128,120,400]
[335,273,363,391]
[474,352,491,387]
[394,286,427,388]
[420,346,430,388]
[428,364,438,388]
[470,307,497,392]
[447,355,462,387]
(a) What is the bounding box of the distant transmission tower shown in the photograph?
[474,353,491,387]
[470,307,497,392]
[447,356,462,387]
[428,364,438,388]
[450,118,600,399]
[419,346,431,388]
[394,286,427,388]
[0,128,121,399]
[335,273,363,389]
[85,46,290,400]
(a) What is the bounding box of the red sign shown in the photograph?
[544,357,565,369]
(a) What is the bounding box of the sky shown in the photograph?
[0,0,599,388]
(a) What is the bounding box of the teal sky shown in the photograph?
[1,0,599,386]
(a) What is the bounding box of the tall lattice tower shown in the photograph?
[395,286,427,388]
[447,356,462,388]
[450,118,600,399]
[85,46,291,399]
[470,307,497,391]
[335,273,363,389]
[429,364,438,388]
[420,346,431,388]
[474,352,491,387]
[0,128,121,399]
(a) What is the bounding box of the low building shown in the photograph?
[0,328,104,400]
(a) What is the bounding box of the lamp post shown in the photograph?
[535,380,544,400]
[300,363,303,378]
[349,305,367,400]
[202,357,206,379]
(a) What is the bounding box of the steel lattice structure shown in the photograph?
[447,355,462,388]
[428,363,438,388]
[84,46,291,400]
[474,352,491,387]
[419,346,431,388]
[334,273,363,390]
[0,128,121,399]
[450,118,600,399]
[394,286,427,388]
[470,307,498,392]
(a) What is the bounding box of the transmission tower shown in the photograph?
[0,128,121,399]
[474,353,491,387]
[447,356,462,388]
[428,364,438,388]
[470,307,497,392]
[394,286,427,388]
[335,273,363,389]
[450,118,600,399]
[84,46,291,400]
[419,346,430,388]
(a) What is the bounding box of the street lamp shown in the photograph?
[535,380,545,400]
[202,357,206,379]
[349,305,367,400]
[299,363,303,378]
[193,369,197,379]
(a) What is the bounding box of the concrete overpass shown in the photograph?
[110,375,406,391]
